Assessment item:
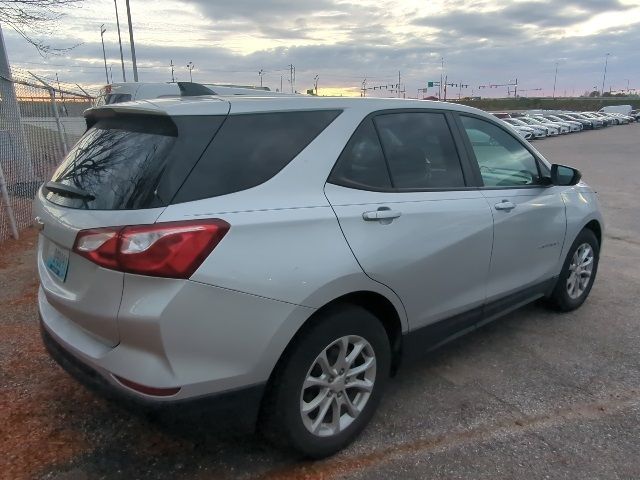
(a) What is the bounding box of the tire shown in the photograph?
[260,305,391,458]
[548,228,599,311]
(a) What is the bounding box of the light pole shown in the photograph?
[601,53,610,97]
[258,68,264,87]
[552,61,558,99]
[314,74,319,95]
[114,0,126,82]
[125,0,138,82]
[187,61,194,82]
[439,56,444,100]
[100,24,108,84]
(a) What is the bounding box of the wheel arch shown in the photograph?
[583,219,602,247]
[268,290,406,390]
[257,289,406,430]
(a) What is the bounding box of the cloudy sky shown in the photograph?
[2,0,640,97]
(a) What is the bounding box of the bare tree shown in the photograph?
[0,0,83,56]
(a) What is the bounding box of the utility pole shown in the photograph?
[514,78,518,97]
[187,61,194,82]
[314,74,319,95]
[56,72,63,103]
[288,64,295,93]
[280,75,283,93]
[444,75,447,101]
[258,68,264,87]
[100,24,108,84]
[170,59,175,82]
[439,57,444,100]
[125,0,138,82]
[552,62,558,99]
[458,82,469,99]
[114,0,126,82]
[601,53,610,96]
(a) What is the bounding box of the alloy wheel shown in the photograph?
[566,242,594,299]
[300,335,376,437]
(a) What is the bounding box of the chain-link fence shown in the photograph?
[0,67,95,242]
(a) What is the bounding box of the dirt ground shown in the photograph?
[1,125,639,479]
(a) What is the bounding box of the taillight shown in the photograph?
[74,228,119,269]
[73,219,229,279]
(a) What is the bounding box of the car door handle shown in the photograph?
[494,200,516,211]
[362,209,402,221]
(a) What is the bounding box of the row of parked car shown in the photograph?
[492,108,639,141]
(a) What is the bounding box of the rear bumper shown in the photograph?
[41,322,265,429]
[38,274,314,403]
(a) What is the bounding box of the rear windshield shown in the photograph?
[46,114,224,210]
[172,110,341,203]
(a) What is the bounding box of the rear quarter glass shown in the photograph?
[46,114,225,210]
[171,110,342,203]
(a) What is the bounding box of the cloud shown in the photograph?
[2,0,639,98]
[189,0,338,21]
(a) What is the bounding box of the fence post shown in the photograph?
[0,24,35,181]
[49,88,69,155]
[0,159,19,239]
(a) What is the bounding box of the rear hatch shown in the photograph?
[36,100,230,346]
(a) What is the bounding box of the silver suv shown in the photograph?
[35,96,603,458]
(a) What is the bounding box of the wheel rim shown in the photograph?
[566,242,594,299]
[300,335,376,437]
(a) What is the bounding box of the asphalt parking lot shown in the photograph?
[1,124,639,479]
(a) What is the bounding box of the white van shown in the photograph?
[94,82,284,106]
[599,104,633,115]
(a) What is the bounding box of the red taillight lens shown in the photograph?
[73,219,229,279]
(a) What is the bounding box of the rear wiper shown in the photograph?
[44,181,95,201]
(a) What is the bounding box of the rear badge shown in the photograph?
[34,216,45,231]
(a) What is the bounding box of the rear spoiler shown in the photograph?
[84,105,168,129]
[83,106,178,135]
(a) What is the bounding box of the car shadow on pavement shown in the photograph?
[46,300,565,479]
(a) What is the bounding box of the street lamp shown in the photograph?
[100,25,108,84]
[601,53,610,97]
[114,0,126,82]
[258,68,264,87]
[187,61,194,82]
[125,0,138,82]
[552,61,559,99]
[314,74,319,95]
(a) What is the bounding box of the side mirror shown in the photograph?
[551,164,581,186]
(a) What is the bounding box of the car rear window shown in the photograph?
[46,114,224,210]
[172,110,341,203]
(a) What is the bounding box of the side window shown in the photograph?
[328,119,392,190]
[173,110,341,202]
[374,112,465,189]
[460,116,541,187]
